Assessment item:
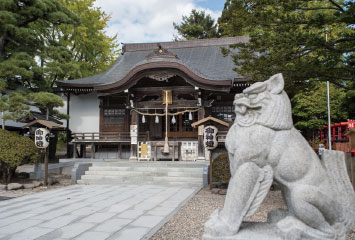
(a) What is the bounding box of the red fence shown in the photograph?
[319,120,355,153]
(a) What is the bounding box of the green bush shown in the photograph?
[212,153,231,184]
[0,129,40,184]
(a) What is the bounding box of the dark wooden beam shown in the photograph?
[136,100,198,108]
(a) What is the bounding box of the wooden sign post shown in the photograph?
[35,128,50,186]
[204,125,218,189]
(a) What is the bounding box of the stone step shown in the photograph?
[87,166,204,173]
[91,161,207,168]
[84,170,203,178]
[77,179,203,187]
[76,161,207,186]
[80,175,203,183]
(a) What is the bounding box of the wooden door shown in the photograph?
[164,112,198,138]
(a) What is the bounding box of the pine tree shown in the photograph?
[0,0,78,89]
[218,0,355,87]
[173,9,219,40]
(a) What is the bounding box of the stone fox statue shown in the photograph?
[204,74,355,240]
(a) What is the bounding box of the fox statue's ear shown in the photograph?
[266,73,284,94]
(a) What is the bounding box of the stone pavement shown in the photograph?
[0,184,199,240]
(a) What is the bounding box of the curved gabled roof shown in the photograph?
[57,36,249,90]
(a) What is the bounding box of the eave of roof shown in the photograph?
[57,36,249,90]
[123,36,249,52]
[22,120,64,130]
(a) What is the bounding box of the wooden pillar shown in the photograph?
[154,142,158,161]
[73,143,78,159]
[129,111,138,161]
[197,108,206,161]
[80,144,85,158]
[82,144,86,158]
[44,147,49,186]
[172,141,175,161]
[118,143,122,159]
[91,143,95,159]
[66,93,72,158]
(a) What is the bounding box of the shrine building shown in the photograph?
[57,37,250,162]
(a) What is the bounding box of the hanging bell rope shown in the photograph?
[131,108,200,117]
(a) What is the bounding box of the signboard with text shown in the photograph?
[35,128,50,148]
[203,125,218,150]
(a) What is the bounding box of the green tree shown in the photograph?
[292,82,347,132]
[173,9,219,40]
[0,0,78,89]
[29,91,66,160]
[343,81,355,120]
[29,92,65,120]
[218,0,355,88]
[0,95,9,129]
[0,129,40,184]
[0,79,5,92]
[33,0,120,88]
[0,90,29,129]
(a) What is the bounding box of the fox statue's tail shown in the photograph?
[321,150,355,234]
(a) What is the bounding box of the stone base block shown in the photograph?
[203,222,282,240]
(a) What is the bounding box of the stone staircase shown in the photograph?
[77,161,207,187]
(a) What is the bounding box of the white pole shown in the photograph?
[325,30,332,150]
[327,81,331,150]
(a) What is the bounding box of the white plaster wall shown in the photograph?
[68,92,100,133]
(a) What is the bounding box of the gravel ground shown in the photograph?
[151,188,355,240]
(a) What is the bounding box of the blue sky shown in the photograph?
[94,0,225,44]
[197,0,225,11]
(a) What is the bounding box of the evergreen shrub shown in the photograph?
[212,153,231,184]
[0,129,40,184]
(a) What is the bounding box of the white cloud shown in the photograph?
[94,0,221,44]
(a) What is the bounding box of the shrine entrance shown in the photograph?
[164,111,198,138]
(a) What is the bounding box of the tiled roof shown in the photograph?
[57,37,249,88]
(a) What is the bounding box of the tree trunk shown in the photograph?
[1,117,4,130]
[4,168,9,185]
[0,33,7,60]
[2,171,6,184]
[46,107,49,120]
[7,168,15,184]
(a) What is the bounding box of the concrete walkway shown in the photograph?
[0,184,199,240]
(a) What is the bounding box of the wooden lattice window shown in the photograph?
[212,106,234,122]
[103,108,125,123]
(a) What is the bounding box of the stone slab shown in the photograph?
[116,209,144,219]
[74,231,111,240]
[129,215,165,228]
[94,218,132,233]
[108,227,150,240]
[203,222,283,240]
[0,184,200,240]
[7,227,55,240]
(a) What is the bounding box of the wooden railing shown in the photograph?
[71,132,150,143]
[71,131,226,143]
